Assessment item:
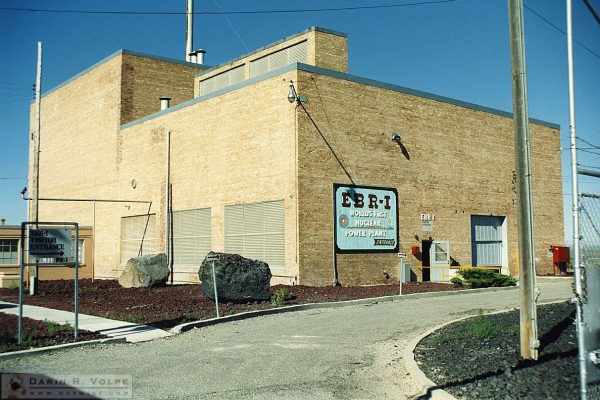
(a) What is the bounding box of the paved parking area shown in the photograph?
[0,278,572,399]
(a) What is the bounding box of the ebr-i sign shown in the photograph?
[334,184,399,253]
[29,228,72,258]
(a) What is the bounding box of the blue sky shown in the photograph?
[0,0,599,244]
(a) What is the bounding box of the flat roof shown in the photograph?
[121,62,559,130]
[41,49,208,100]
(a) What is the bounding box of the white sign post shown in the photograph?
[398,252,407,295]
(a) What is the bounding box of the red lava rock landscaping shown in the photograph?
[0,313,107,353]
[0,279,460,331]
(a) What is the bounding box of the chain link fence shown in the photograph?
[578,193,600,384]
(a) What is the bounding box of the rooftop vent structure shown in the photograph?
[189,49,206,65]
[160,96,171,111]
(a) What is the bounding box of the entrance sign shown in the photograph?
[334,184,399,253]
[18,222,80,344]
[29,228,72,258]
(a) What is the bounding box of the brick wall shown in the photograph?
[118,73,300,283]
[32,55,123,275]
[295,70,563,286]
[31,52,209,279]
[120,53,202,125]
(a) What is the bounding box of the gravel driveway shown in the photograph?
[0,278,572,399]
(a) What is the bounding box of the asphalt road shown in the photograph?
[0,278,572,400]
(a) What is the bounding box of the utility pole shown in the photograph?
[29,41,42,295]
[32,41,42,224]
[507,0,538,360]
[567,0,588,397]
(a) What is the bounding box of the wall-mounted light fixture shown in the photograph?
[287,80,308,104]
[392,133,401,143]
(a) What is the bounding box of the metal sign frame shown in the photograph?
[18,222,80,344]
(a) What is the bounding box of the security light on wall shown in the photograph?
[392,133,401,143]
[287,81,297,103]
[287,80,308,104]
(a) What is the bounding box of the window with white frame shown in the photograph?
[172,208,211,266]
[225,200,285,271]
[471,215,506,268]
[121,214,156,265]
[0,239,18,265]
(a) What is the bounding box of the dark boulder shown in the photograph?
[198,252,272,302]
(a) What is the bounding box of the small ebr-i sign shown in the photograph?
[334,184,399,253]
[29,228,72,258]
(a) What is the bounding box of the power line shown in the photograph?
[582,0,600,26]
[578,136,600,150]
[579,148,600,157]
[0,80,30,87]
[0,1,458,16]
[561,147,600,151]
[0,83,31,90]
[578,163,600,170]
[211,0,250,52]
[525,4,600,62]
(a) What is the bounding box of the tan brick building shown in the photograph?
[26,26,564,287]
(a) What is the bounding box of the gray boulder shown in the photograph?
[118,253,169,288]
[199,252,272,302]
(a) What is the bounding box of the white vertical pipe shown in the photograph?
[197,49,206,65]
[186,0,194,62]
[567,0,588,398]
[92,200,96,283]
[165,131,171,282]
[160,97,171,111]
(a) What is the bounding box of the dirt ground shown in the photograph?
[0,313,106,353]
[0,279,460,330]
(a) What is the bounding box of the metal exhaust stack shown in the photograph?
[196,49,206,65]
[160,96,171,111]
[185,0,193,62]
[189,49,206,65]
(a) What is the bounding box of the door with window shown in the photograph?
[430,240,450,281]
